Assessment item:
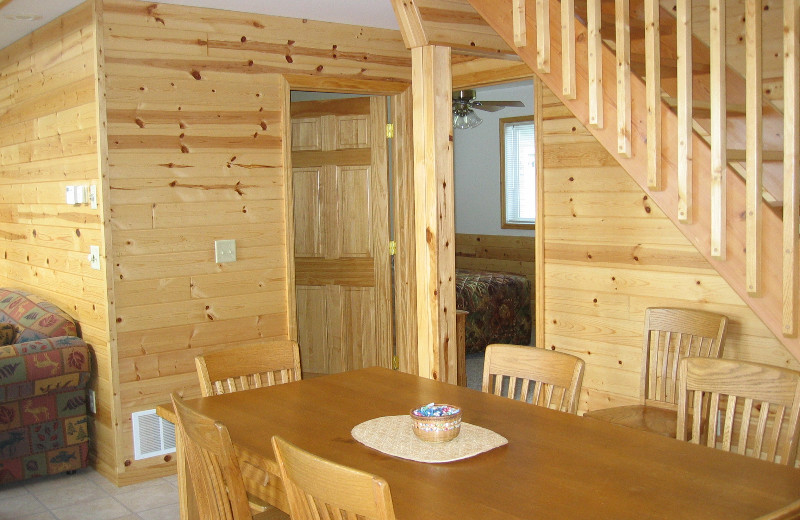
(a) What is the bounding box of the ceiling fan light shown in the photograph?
[453,110,482,130]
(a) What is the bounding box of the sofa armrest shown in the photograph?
[0,336,91,403]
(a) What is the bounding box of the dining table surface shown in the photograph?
[160,366,800,520]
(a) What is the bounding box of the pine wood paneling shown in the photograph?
[97,0,412,483]
[537,83,797,414]
[0,0,113,479]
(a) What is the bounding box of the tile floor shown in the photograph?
[0,467,180,520]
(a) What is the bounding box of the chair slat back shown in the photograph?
[196,340,302,396]
[170,393,253,520]
[482,344,585,414]
[677,358,800,465]
[642,308,728,407]
[271,436,396,520]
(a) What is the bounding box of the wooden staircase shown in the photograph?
[467,0,800,359]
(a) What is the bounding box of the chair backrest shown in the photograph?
[677,358,800,465]
[271,436,396,520]
[481,344,585,414]
[196,339,302,396]
[641,307,728,408]
[170,393,253,520]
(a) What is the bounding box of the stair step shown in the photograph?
[661,97,747,117]
[726,149,784,162]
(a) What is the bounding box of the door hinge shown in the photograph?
[385,123,394,138]
[389,240,397,256]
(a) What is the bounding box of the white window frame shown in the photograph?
[500,115,536,230]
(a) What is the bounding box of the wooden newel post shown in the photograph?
[411,45,458,383]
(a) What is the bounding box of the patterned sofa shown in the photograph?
[0,289,91,484]
[456,269,533,354]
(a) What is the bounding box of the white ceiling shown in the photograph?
[0,0,399,51]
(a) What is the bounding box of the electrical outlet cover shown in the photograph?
[214,239,236,263]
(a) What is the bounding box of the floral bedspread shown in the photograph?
[456,269,532,354]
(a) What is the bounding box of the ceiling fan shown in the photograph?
[452,89,525,129]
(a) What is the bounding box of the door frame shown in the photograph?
[281,78,417,375]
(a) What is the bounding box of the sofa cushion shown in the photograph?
[0,289,77,343]
[0,337,90,403]
[0,324,14,346]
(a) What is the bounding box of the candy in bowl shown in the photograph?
[410,403,462,442]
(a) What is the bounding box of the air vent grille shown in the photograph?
[132,409,176,460]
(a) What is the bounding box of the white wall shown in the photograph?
[454,80,535,237]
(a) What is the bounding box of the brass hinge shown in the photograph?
[392,355,399,370]
[385,123,394,138]
[389,240,397,256]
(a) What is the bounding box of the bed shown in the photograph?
[455,268,533,354]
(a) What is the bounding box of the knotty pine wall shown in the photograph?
[99,0,412,484]
[0,0,114,473]
[537,84,800,414]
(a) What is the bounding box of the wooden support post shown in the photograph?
[709,0,726,259]
[534,76,545,351]
[537,0,551,72]
[615,0,631,157]
[390,0,428,48]
[746,0,762,295]
[587,0,603,128]
[391,88,419,371]
[645,0,661,189]
[411,45,457,383]
[677,0,692,223]
[561,0,576,99]
[514,0,527,47]
[784,0,799,335]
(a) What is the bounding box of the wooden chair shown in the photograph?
[271,435,397,520]
[194,339,301,512]
[583,307,728,436]
[677,357,800,466]
[195,339,301,396]
[170,393,288,520]
[481,344,585,414]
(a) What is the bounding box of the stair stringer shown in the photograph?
[467,0,799,361]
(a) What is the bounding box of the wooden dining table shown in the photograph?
[159,366,800,519]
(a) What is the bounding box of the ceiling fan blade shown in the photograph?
[470,100,525,112]
[470,104,506,112]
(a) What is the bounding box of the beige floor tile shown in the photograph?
[28,478,107,510]
[17,512,57,520]
[0,492,47,519]
[137,502,180,520]
[113,482,178,513]
[49,496,130,520]
[0,480,30,498]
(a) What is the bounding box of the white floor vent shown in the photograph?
[132,409,176,460]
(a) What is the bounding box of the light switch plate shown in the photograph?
[214,239,236,263]
[89,185,98,209]
[88,245,100,270]
[65,186,76,205]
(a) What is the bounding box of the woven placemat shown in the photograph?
[351,415,508,463]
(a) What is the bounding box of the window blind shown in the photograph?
[504,120,536,225]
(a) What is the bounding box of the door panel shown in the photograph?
[293,167,323,258]
[339,166,371,257]
[336,116,369,149]
[291,96,390,376]
[291,118,321,150]
[296,286,327,374]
